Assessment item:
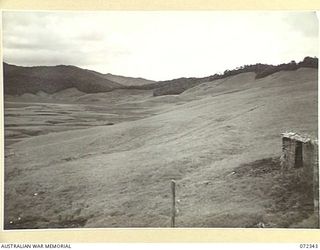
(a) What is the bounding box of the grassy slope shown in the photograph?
[102,73,155,86]
[4,68,318,228]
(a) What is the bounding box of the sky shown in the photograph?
[2,11,319,81]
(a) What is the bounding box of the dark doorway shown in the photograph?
[294,141,303,168]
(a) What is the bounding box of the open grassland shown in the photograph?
[4,68,318,228]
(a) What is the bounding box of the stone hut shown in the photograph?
[281,132,316,170]
[281,132,319,226]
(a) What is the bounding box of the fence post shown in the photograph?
[171,179,176,228]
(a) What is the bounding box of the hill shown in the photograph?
[102,73,155,86]
[4,67,318,228]
[153,57,318,96]
[3,63,124,95]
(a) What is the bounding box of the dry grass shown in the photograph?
[231,158,314,228]
[3,68,318,229]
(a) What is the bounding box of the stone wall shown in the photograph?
[281,136,298,170]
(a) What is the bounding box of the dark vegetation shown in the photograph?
[3,57,318,96]
[232,157,314,228]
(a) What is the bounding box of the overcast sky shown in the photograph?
[2,11,319,81]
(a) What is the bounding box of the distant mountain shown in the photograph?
[102,73,155,86]
[3,63,123,95]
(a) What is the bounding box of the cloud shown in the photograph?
[2,11,318,80]
[282,12,318,37]
[3,12,114,68]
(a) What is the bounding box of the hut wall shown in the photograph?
[282,137,297,170]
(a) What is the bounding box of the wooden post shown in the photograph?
[171,179,176,228]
